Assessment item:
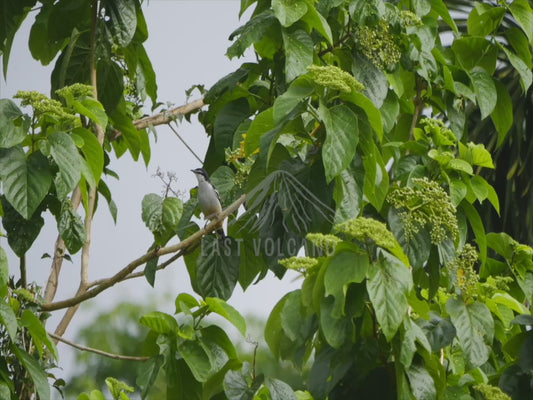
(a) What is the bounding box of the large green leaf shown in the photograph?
[499,44,533,93]
[446,298,493,369]
[272,0,308,27]
[282,29,313,82]
[72,127,104,184]
[509,0,533,43]
[141,193,182,246]
[366,251,412,341]
[205,297,247,336]
[97,60,124,114]
[0,147,51,219]
[320,296,352,348]
[467,3,505,37]
[197,236,240,301]
[359,129,389,210]
[1,196,44,257]
[227,11,278,59]
[324,244,368,318]
[12,346,50,400]
[406,363,437,400]
[0,99,26,148]
[177,339,212,383]
[319,103,359,183]
[469,69,497,120]
[452,37,498,74]
[333,166,363,224]
[102,0,137,47]
[20,310,58,360]
[139,311,179,334]
[265,377,297,400]
[490,80,513,145]
[0,301,17,341]
[0,248,8,290]
[49,132,84,196]
[58,199,87,254]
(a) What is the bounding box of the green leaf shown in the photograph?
[245,108,274,156]
[141,193,182,245]
[366,250,413,341]
[282,29,313,82]
[417,312,456,352]
[452,37,498,74]
[406,363,437,400]
[197,236,240,301]
[97,60,124,113]
[352,52,388,108]
[72,127,104,184]
[0,147,51,219]
[20,310,58,360]
[28,3,64,65]
[359,130,389,210]
[0,248,8,289]
[467,3,505,37]
[102,0,137,47]
[499,44,533,92]
[342,91,384,140]
[1,196,44,257]
[430,0,458,33]
[136,356,164,399]
[49,132,84,195]
[58,200,87,254]
[224,369,256,400]
[320,296,352,348]
[205,297,247,336]
[227,11,278,59]
[265,292,289,359]
[265,377,297,400]
[512,314,533,326]
[12,346,50,400]
[177,339,212,382]
[175,293,200,314]
[333,167,363,224]
[97,180,118,223]
[139,311,178,334]
[273,76,314,125]
[491,80,514,144]
[469,69,497,120]
[0,99,26,148]
[201,325,238,360]
[446,298,493,368]
[319,103,359,183]
[272,0,308,27]
[324,245,368,318]
[0,301,17,341]
[72,97,108,129]
[301,2,332,45]
[510,0,533,43]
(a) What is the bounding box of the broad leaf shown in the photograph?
[102,0,137,47]
[272,0,308,27]
[0,99,26,148]
[0,301,17,341]
[12,346,50,400]
[366,251,412,341]
[205,297,247,336]
[282,29,313,82]
[58,200,87,254]
[197,236,240,300]
[319,103,359,183]
[1,197,44,257]
[20,310,58,359]
[469,69,497,120]
[0,147,51,219]
[49,132,84,195]
[177,339,212,382]
[446,298,493,369]
[265,377,297,400]
[139,311,178,334]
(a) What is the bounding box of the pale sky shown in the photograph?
[0,0,300,384]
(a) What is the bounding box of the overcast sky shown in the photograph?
[0,0,300,382]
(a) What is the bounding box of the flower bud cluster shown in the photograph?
[335,217,396,250]
[307,65,365,93]
[447,244,479,301]
[355,20,401,70]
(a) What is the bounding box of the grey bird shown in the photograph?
[191,168,225,238]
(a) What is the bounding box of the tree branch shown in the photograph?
[134,99,204,130]
[49,332,149,362]
[41,194,245,312]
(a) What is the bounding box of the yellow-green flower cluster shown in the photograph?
[387,178,459,244]
[307,65,365,93]
[306,233,341,253]
[56,83,94,99]
[473,384,511,400]
[279,256,318,272]
[447,244,479,301]
[336,217,396,250]
[400,10,422,27]
[355,20,402,70]
[480,275,514,297]
[420,118,456,146]
[15,90,76,123]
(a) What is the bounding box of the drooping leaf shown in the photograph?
[49,132,84,195]
[469,69,497,120]
[0,99,27,148]
[227,11,278,59]
[446,298,493,369]
[509,0,533,43]
[272,0,308,27]
[177,339,212,383]
[265,377,297,400]
[102,0,137,47]
[0,301,17,341]
[72,127,104,184]
[197,236,240,301]
[20,310,58,360]
[139,311,179,334]
[58,199,87,254]
[205,297,247,336]
[366,251,413,341]
[0,147,51,219]
[319,103,359,183]
[1,196,44,257]
[282,29,313,82]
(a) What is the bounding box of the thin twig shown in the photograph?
[133,99,205,130]
[41,194,246,312]
[49,333,149,362]
[168,123,203,163]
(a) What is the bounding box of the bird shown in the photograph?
[191,168,225,239]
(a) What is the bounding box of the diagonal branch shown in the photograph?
[49,332,150,361]
[133,99,204,130]
[41,194,245,312]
